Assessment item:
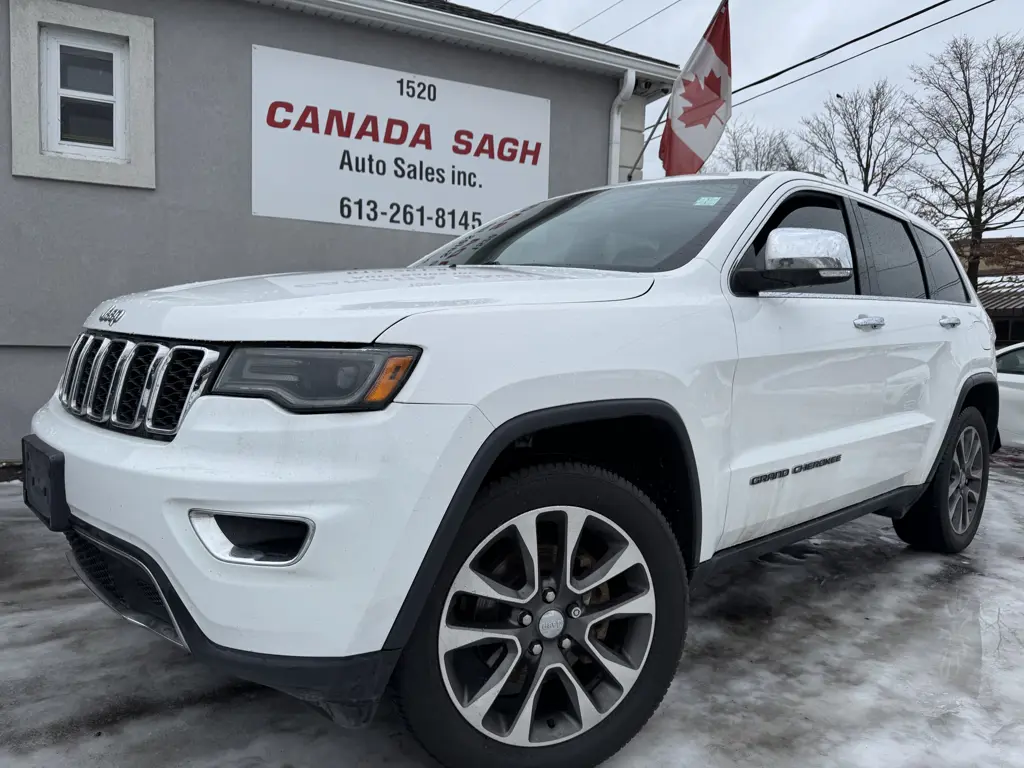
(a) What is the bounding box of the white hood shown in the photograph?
[83,266,654,342]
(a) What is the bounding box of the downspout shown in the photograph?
[607,69,636,186]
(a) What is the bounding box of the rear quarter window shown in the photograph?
[913,227,969,303]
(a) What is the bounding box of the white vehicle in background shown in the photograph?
[996,341,1024,448]
[23,171,997,768]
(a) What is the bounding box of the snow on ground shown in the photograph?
[3,462,1024,768]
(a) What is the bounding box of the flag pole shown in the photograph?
[625,98,669,182]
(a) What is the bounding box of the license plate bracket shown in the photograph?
[21,435,71,532]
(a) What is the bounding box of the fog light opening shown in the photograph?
[189,510,313,566]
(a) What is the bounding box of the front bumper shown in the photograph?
[63,515,399,725]
[29,394,492,657]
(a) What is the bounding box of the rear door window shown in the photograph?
[858,205,927,300]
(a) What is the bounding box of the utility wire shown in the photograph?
[492,0,516,13]
[647,0,1000,141]
[737,0,958,93]
[513,0,546,19]
[734,0,999,108]
[569,0,629,33]
[644,0,965,130]
[605,0,687,44]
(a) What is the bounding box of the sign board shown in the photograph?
[251,45,552,235]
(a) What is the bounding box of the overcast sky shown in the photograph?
[458,0,1013,179]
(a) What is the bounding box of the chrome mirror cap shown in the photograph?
[765,227,854,274]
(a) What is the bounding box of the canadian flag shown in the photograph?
[659,0,731,176]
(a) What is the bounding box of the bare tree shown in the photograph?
[705,117,812,173]
[799,79,913,195]
[902,34,1024,287]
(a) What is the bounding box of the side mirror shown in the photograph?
[732,227,854,295]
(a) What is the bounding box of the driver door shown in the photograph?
[719,189,891,549]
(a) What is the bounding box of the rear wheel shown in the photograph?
[394,463,687,768]
[893,406,989,553]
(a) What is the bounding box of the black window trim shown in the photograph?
[726,185,866,299]
[908,224,972,306]
[852,201,932,302]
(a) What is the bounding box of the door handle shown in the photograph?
[853,315,885,330]
[939,315,961,329]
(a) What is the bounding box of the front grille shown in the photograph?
[66,530,174,629]
[58,332,221,440]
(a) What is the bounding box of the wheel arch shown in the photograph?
[382,399,701,651]
[926,371,999,486]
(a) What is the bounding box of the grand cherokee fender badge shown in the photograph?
[750,454,842,485]
[97,306,125,326]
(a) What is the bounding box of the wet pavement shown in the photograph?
[3,457,1024,768]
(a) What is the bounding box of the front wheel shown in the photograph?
[394,463,688,768]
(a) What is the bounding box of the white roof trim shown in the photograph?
[240,0,679,91]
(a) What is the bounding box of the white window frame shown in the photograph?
[10,0,155,189]
[40,27,128,163]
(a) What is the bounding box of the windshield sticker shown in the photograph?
[694,196,722,206]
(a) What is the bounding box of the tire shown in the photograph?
[893,406,989,553]
[393,463,688,768]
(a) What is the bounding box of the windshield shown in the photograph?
[411,178,761,273]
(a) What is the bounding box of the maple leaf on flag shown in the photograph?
[678,70,725,129]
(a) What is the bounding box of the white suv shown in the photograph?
[22,171,998,768]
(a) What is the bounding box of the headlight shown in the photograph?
[212,346,420,412]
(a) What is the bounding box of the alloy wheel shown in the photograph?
[437,505,656,747]
[948,425,984,535]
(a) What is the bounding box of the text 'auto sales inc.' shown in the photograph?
[0,0,678,459]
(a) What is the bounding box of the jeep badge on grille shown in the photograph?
[97,307,125,326]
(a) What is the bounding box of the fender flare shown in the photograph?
[924,371,999,486]
[382,399,701,651]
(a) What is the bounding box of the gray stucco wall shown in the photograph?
[0,0,619,457]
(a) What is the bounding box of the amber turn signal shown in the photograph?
[364,355,417,403]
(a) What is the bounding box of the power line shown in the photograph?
[513,0,546,19]
[492,0,516,13]
[569,0,629,33]
[737,0,958,94]
[644,0,966,130]
[734,0,999,108]
[605,0,687,44]
[647,0,1000,142]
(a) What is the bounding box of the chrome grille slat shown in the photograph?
[59,334,88,405]
[58,333,219,440]
[146,347,220,435]
[111,344,160,429]
[139,345,172,428]
[69,337,100,414]
[105,341,138,422]
[83,338,112,419]
[86,339,128,422]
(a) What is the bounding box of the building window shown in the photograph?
[10,0,155,188]
[41,28,128,162]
